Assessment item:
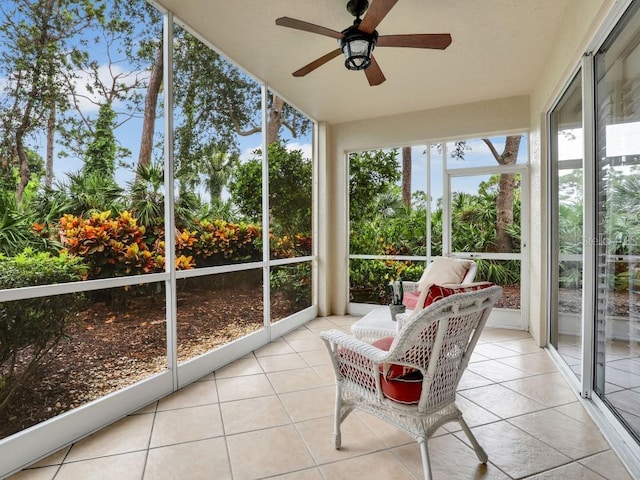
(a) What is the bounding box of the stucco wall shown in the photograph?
[527,0,616,345]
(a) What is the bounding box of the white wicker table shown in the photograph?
[351,307,412,343]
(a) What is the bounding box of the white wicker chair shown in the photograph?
[320,285,502,480]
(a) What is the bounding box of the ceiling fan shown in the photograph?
[275,0,452,86]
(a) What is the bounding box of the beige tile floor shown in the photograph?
[8,316,635,480]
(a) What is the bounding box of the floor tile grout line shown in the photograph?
[209,368,240,480]
[504,412,613,465]
[139,401,159,480]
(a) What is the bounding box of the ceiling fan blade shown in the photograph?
[377,33,452,50]
[365,55,385,86]
[359,0,398,34]
[292,48,342,77]
[276,17,344,39]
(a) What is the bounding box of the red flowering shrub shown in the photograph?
[270,233,312,259]
[59,211,194,278]
[57,211,311,275]
[181,219,261,265]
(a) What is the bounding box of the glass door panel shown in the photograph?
[594,0,640,441]
[550,71,584,379]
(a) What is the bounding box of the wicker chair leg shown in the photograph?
[458,417,488,463]
[417,436,433,480]
[333,385,342,449]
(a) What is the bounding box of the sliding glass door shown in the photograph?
[549,72,585,380]
[593,0,640,440]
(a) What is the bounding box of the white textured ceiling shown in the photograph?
[155,0,571,125]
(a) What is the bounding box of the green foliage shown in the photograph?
[349,149,401,220]
[350,197,427,256]
[474,259,520,285]
[0,249,87,413]
[41,171,125,218]
[229,151,262,221]
[607,172,640,256]
[84,103,117,178]
[349,259,424,304]
[128,162,165,229]
[349,165,523,290]
[0,190,55,255]
[229,140,312,236]
[201,149,238,207]
[271,263,312,310]
[559,261,582,289]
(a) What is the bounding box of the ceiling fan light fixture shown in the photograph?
[339,25,377,71]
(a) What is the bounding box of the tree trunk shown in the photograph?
[15,131,30,205]
[267,95,285,145]
[15,73,38,205]
[402,146,412,207]
[137,42,163,175]
[45,103,55,187]
[482,135,521,253]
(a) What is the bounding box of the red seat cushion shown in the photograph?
[372,337,422,405]
[423,282,494,308]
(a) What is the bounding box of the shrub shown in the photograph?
[349,259,425,304]
[59,211,265,275]
[0,191,51,256]
[0,249,86,413]
[175,219,261,266]
[271,263,312,310]
[59,210,166,278]
[270,233,312,258]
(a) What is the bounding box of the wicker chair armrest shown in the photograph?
[320,329,389,363]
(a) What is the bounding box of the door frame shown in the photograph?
[444,157,530,331]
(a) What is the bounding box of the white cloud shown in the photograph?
[238,141,313,163]
[239,144,261,163]
[285,141,312,160]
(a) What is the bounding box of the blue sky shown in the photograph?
[398,135,529,203]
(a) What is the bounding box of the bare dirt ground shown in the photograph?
[0,283,297,440]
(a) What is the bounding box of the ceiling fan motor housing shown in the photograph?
[346,0,369,18]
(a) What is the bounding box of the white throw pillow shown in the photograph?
[417,257,473,293]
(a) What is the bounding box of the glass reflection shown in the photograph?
[594,0,640,441]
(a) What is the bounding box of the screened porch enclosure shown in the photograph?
[2,0,640,478]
